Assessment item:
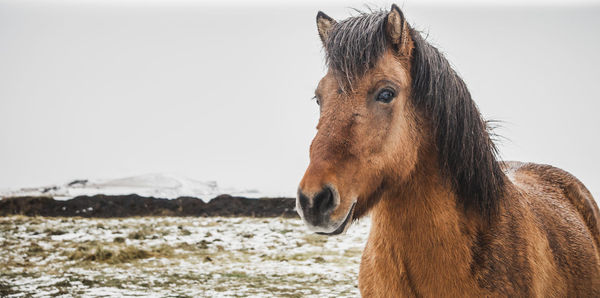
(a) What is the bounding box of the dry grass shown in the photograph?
[0,215,370,297]
[66,244,156,264]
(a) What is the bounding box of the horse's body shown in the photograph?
[297,5,600,296]
[360,161,600,296]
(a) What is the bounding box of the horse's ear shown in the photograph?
[386,4,411,56]
[316,11,336,45]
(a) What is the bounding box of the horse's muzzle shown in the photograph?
[296,186,354,235]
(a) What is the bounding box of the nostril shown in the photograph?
[298,191,310,212]
[314,186,335,213]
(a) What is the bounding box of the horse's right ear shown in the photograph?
[316,11,336,45]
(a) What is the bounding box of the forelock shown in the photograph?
[324,9,389,89]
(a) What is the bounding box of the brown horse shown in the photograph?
[296,5,600,297]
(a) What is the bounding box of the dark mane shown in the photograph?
[325,10,388,87]
[324,10,506,217]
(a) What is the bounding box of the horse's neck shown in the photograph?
[368,164,484,295]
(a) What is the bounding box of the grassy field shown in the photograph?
[0,215,370,297]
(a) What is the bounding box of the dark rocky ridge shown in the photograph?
[0,195,298,218]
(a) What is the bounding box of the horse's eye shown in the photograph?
[375,89,395,103]
[313,96,320,106]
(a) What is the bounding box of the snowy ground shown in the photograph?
[0,173,275,201]
[0,216,370,297]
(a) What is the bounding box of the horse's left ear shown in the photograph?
[386,4,411,56]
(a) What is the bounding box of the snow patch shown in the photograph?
[0,173,269,201]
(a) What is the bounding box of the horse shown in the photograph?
[296,5,600,297]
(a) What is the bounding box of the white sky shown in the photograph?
[1,0,599,199]
[38,0,600,6]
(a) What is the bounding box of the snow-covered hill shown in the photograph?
[0,174,265,201]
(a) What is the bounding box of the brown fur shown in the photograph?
[299,5,600,297]
[357,160,600,297]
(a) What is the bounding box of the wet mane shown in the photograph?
[325,10,388,87]
[324,10,506,217]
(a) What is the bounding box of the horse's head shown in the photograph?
[297,5,421,235]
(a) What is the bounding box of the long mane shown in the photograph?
[324,10,506,217]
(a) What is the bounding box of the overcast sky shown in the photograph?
[0,0,599,199]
